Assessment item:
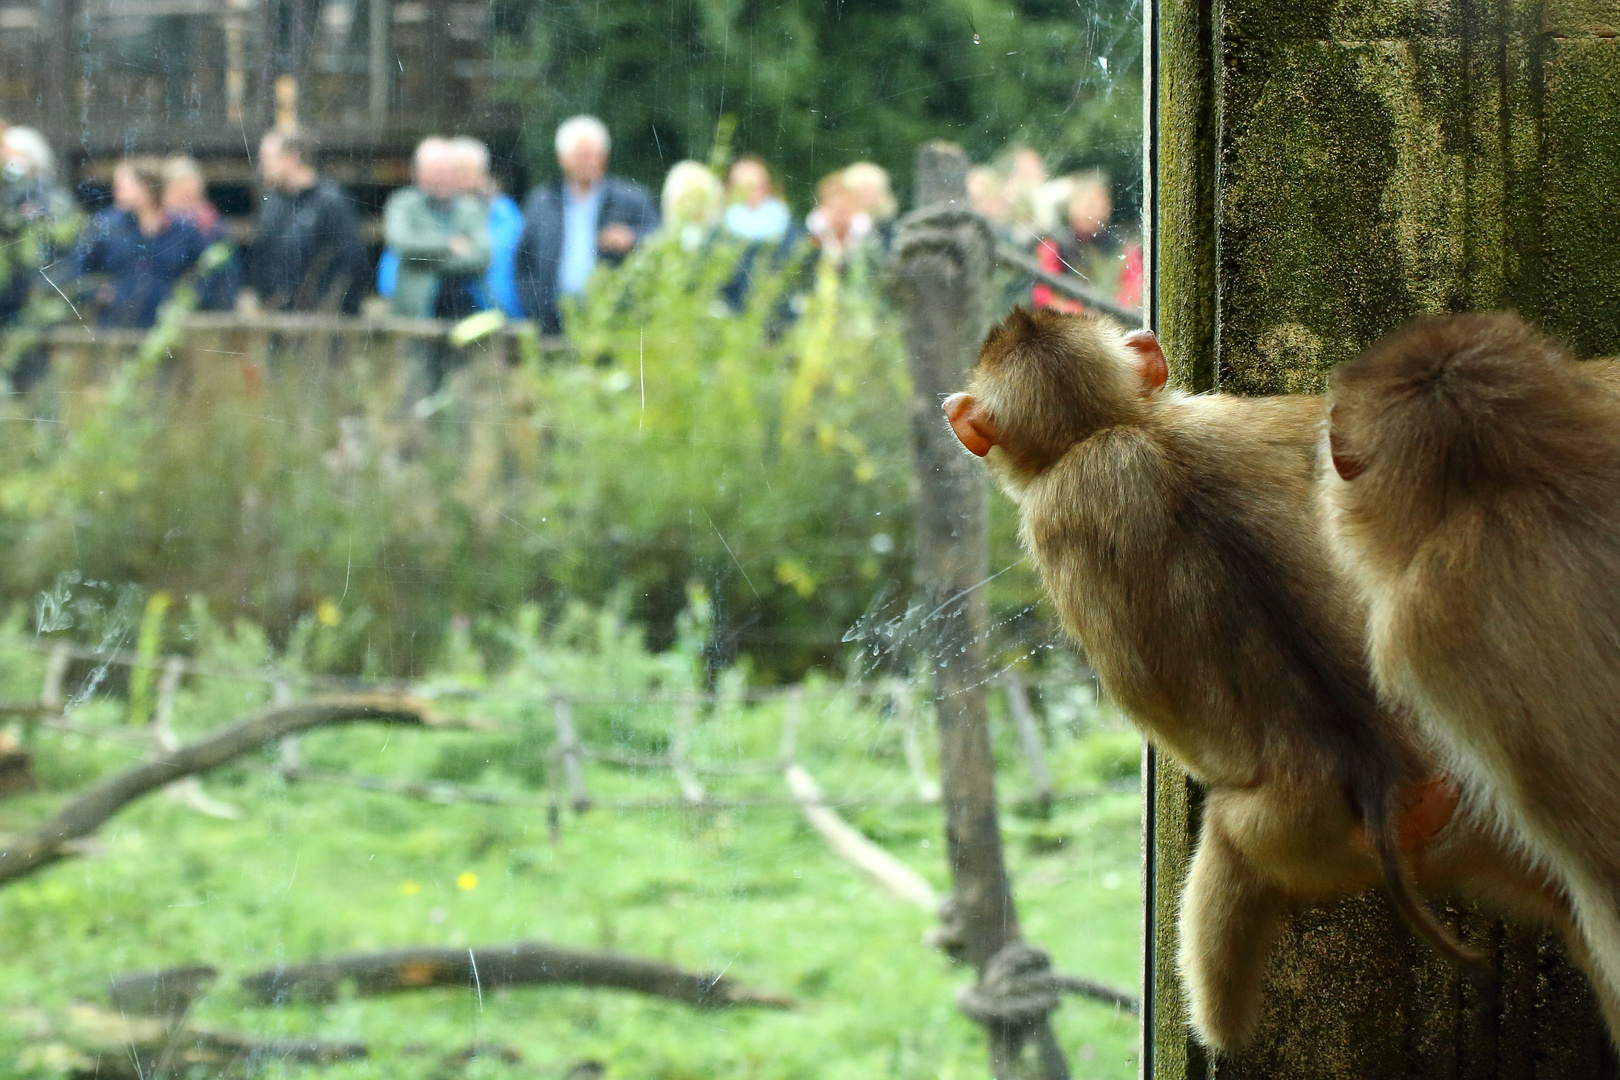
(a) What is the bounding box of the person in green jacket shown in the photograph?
[384,137,490,319]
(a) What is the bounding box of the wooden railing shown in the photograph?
[19,311,569,394]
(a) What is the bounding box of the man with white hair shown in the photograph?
[514,115,658,332]
[376,137,525,317]
[1,126,77,329]
[1,126,78,392]
[383,136,489,321]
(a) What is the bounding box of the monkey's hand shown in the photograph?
[1180,820,1287,1051]
[1349,775,1461,856]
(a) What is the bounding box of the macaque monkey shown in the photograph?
[1321,310,1620,1040]
[943,307,1567,1051]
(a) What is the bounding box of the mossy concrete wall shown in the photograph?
[1147,0,1620,1075]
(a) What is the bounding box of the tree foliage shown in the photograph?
[495,0,1143,211]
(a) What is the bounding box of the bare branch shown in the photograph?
[1052,973,1140,1016]
[0,695,438,886]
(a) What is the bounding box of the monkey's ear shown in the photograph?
[1327,405,1366,481]
[1123,329,1169,395]
[942,393,1001,457]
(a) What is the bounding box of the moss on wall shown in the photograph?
[1150,0,1620,1075]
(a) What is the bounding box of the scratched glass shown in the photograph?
[0,3,1143,1076]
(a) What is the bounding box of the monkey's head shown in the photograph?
[1324,312,1588,553]
[943,307,1167,487]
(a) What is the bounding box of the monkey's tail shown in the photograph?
[1370,792,1491,972]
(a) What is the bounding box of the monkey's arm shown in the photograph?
[1179,814,1288,1052]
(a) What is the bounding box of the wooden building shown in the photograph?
[0,0,533,201]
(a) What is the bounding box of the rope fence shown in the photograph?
[0,637,1103,820]
[0,639,1109,819]
[0,633,1141,1021]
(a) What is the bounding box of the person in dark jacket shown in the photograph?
[1,125,79,392]
[70,158,208,329]
[0,125,77,327]
[245,130,367,314]
[514,115,658,332]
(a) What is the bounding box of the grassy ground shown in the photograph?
[0,651,1142,1080]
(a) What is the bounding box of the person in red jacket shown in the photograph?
[1032,173,1142,316]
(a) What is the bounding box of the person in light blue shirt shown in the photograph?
[513,116,659,333]
[558,178,604,297]
[722,156,791,243]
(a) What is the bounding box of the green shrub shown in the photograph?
[0,240,923,678]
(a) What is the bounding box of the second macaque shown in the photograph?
[943,307,1568,1052]
[1321,310,1620,1042]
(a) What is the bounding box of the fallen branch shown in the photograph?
[0,695,438,886]
[241,940,793,1010]
[28,1004,365,1080]
[785,762,940,910]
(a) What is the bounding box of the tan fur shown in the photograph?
[953,307,1571,1051]
[1321,311,1620,1044]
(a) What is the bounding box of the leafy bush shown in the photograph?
[0,238,919,679]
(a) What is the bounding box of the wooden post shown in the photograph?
[1001,672,1053,816]
[154,656,240,820]
[40,643,70,715]
[21,642,70,752]
[670,699,706,806]
[367,0,389,125]
[548,694,590,813]
[893,141,1067,1080]
[889,679,940,804]
[272,673,301,778]
[777,687,802,767]
[223,0,249,126]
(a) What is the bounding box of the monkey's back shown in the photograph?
[1361,367,1620,889]
[1021,391,1407,798]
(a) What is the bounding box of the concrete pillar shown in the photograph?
[1146,0,1620,1075]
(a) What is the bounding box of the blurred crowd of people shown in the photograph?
[0,112,1140,349]
[969,147,1143,314]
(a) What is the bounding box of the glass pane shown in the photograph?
[0,1,1143,1076]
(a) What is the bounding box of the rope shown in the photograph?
[957,942,1063,1030]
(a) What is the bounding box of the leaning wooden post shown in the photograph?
[893,140,1067,1080]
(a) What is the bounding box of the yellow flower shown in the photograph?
[456,872,479,891]
[400,880,422,896]
[774,558,816,600]
[316,600,341,627]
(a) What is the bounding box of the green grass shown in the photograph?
[0,657,1141,1080]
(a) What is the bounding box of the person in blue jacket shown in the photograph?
[513,116,659,333]
[377,137,525,319]
[71,158,208,328]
